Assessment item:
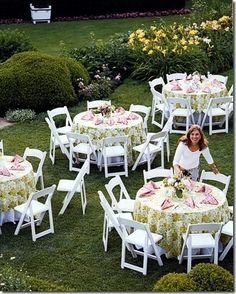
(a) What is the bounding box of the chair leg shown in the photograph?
[143,250,148,275]
[14,212,26,236]
[121,239,126,269]
[30,215,37,242]
[103,215,109,252]
[40,175,44,190]
[58,192,73,215]
[219,238,233,261]
[187,247,192,273]
[166,137,170,162]
[81,182,87,215]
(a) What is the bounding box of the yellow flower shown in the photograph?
[183,45,187,50]
[189,29,198,35]
[148,50,154,55]
[225,27,230,31]
[180,38,187,45]
[173,35,178,40]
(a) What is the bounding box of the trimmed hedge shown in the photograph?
[189,263,234,292]
[153,273,196,292]
[0,51,89,114]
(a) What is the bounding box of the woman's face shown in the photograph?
[189,129,201,145]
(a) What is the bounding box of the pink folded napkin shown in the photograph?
[107,117,115,126]
[81,110,95,121]
[212,79,223,89]
[161,198,174,210]
[186,86,194,93]
[115,107,125,114]
[202,87,211,93]
[182,178,195,191]
[201,194,218,205]
[0,167,11,176]
[10,164,25,171]
[186,74,192,80]
[117,117,128,125]
[171,84,182,91]
[137,181,159,197]
[184,196,196,208]
[126,112,139,120]
[170,80,178,85]
[94,116,103,125]
[11,154,24,164]
[196,184,212,195]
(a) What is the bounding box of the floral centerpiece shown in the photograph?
[94,103,115,117]
[163,174,194,198]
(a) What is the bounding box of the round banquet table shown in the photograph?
[163,78,228,112]
[0,155,36,225]
[72,111,146,165]
[133,181,230,258]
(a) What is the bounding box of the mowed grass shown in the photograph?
[0,75,233,291]
[0,14,193,55]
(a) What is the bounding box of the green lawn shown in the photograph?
[0,6,234,291]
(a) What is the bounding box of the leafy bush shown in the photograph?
[0,265,73,292]
[0,51,89,114]
[189,263,234,292]
[0,29,34,63]
[6,109,36,122]
[127,15,232,80]
[152,273,196,292]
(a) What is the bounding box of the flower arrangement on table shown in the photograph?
[94,103,116,117]
[162,174,194,199]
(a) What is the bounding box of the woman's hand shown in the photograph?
[210,163,219,174]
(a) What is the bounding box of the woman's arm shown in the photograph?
[202,147,219,174]
[173,143,184,175]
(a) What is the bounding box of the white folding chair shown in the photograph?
[105,175,135,213]
[23,147,47,190]
[199,170,231,197]
[207,73,228,86]
[200,96,232,135]
[47,106,73,135]
[228,84,233,96]
[178,223,223,273]
[166,72,187,83]
[87,100,111,110]
[132,131,167,171]
[118,217,164,275]
[0,139,4,156]
[99,136,128,178]
[66,132,98,173]
[219,220,233,261]
[45,117,70,164]
[149,77,166,129]
[98,191,133,252]
[14,185,56,242]
[57,160,89,215]
[143,167,173,184]
[167,97,195,134]
[129,104,151,134]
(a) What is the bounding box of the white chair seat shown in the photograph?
[102,146,125,157]
[57,179,81,193]
[53,134,69,145]
[221,220,233,236]
[183,233,215,248]
[117,199,135,212]
[57,126,71,134]
[127,229,162,247]
[15,200,49,216]
[133,142,159,154]
[155,103,165,111]
[107,212,133,228]
[73,142,93,154]
[203,108,226,116]
[172,108,191,117]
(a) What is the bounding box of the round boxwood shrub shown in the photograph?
[0,51,89,114]
[189,263,234,292]
[153,273,196,292]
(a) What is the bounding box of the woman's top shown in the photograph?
[173,142,214,170]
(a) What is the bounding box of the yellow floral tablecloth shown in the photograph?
[72,111,146,165]
[163,79,228,112]
[133,181,230,258]
[0,156,35,212]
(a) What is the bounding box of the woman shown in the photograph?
[173,124,218,181]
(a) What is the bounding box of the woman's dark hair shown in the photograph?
[178,124,208,151]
